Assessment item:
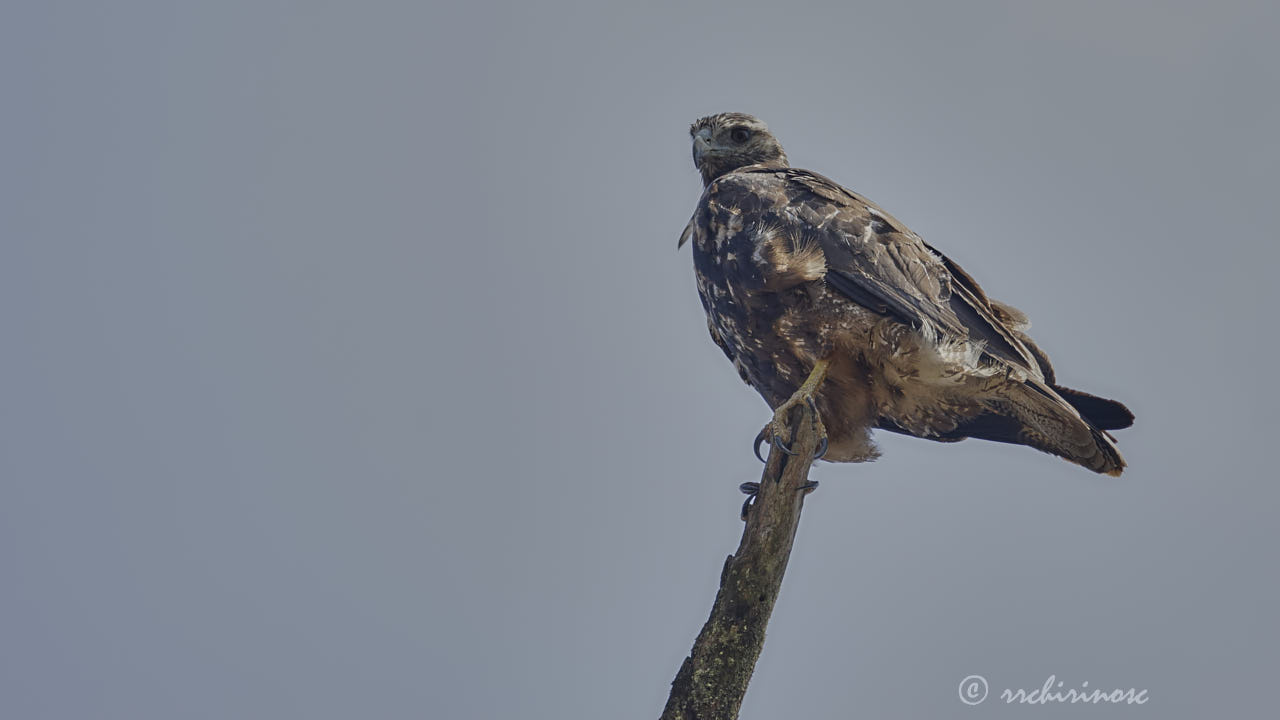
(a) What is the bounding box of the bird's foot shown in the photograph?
[753,401,829,461]
[739,479,820,520]
[752,358,831,464]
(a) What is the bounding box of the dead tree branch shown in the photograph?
[660,402,821,720]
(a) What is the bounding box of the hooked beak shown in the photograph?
[692,128,714,165]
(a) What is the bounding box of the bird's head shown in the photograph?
[690,113,788,186]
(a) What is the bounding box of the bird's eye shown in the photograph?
[729,128,751,143]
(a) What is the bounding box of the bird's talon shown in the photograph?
[771,433,797,456]
[753,429,769,463]
[799,480,819,494]
[739,482,760,520]
[813,435,829,460]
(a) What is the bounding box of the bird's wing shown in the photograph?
[757,167,1045,379]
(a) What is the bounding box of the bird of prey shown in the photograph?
[680,113,1133,475]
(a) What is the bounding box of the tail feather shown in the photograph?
[998,381,1126,475]
[1053,385,1134,431]
[912,381,1129,475]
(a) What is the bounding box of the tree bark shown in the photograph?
[659,402,821,720]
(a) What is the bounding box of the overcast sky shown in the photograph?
[3,1,1278,718]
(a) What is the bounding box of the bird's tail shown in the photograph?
[990,380,1128,476]
[1052,384,1135,431]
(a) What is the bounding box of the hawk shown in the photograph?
[681,113,1133,475]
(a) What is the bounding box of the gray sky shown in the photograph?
[3,1,1278,718]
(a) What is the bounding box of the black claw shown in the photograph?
[799,480,819,493]
[757,428,797,459]
[771,433,797,456]
[805,395,820,416]
[813,435,829,460]
[739,482,760,520]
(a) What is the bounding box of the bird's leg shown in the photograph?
[753,357,831,463]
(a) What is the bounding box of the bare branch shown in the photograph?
[660,402,821,720]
